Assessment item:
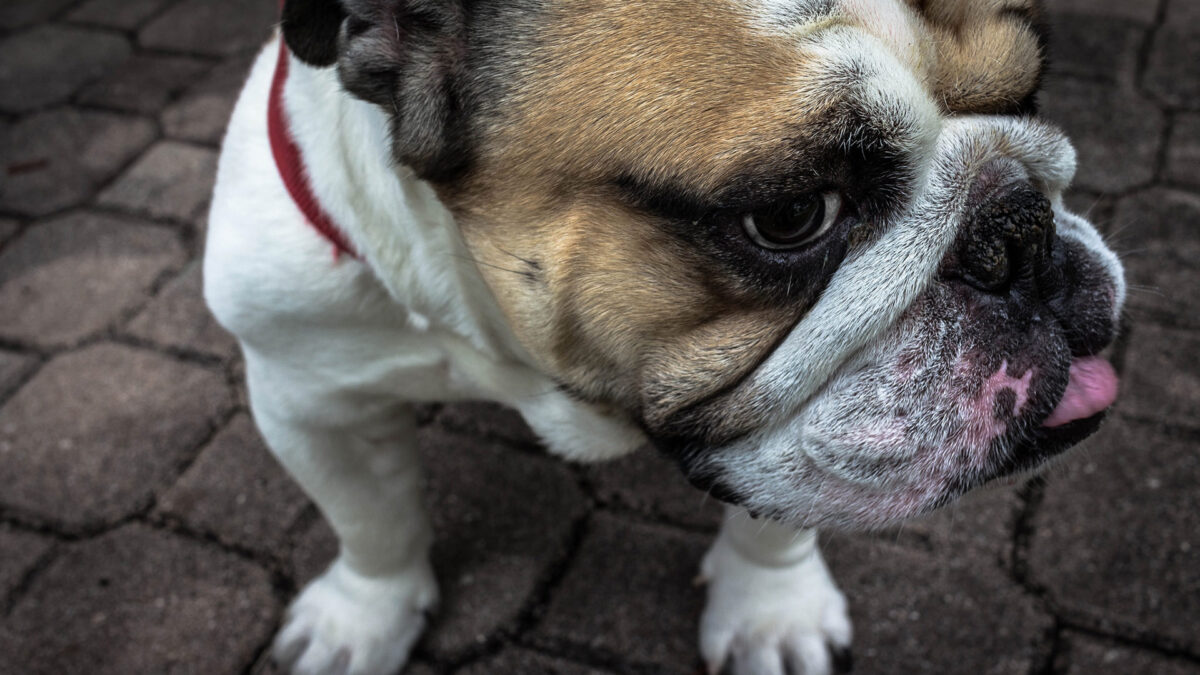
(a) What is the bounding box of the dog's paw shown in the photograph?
[273,558,437,675]
[699,535,852,675]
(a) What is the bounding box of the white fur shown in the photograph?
[206,37,646,675]
[700,507,851,675]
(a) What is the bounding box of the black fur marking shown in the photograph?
[282,0,347,67]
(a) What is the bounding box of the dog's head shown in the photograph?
[285,0,1125,529]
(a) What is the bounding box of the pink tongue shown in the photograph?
[1043,356,1119,428]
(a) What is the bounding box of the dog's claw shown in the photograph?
[271,558,436,675]
[831,646,854,673]
[699,533,851,675]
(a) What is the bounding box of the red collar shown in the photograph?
[268,39,360,260]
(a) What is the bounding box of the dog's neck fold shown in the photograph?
[281,50,529,364]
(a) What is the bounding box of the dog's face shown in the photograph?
[287,0,1125,528]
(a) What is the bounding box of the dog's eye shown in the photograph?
[741,192,843,250]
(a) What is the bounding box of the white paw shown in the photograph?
[699,533,852,675]
[273,558,438,675]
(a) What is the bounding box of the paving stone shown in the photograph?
[0,108,156,217]
[0,524,278,675]
[0,0,78,31]
[163,54,254,144]
[532,512,708,674]
[1060,633,1200,675]
[1166,113,1200,188]
[126,262,240,359]
[157,413,310,557]
[1039,0,1160,23]
[1044,14,1143,85]
[433,401,541,448]
[586,448,722,531]
[0,212,185,347]
[288,514,337,586]
[1039,77,1165,193]
[459,647,616,675]
[0,344,232,530]
[1119,324,1200,425]
[98,141,219,222]
[0,25,130,113]
[823,534,1051,675]
[0,218,18,247]
[1111,189,1200,328]
[1029,419,1200,651]
[0,349,37,400]
[79,54,210,114]
[0,525,53,601]
[68,0,171,30]
[139,0,278,57]
[1144,13,1200,110]
[874,483,1022,567]
[420,428,590,660]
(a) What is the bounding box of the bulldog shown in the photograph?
[204,0,1125,673]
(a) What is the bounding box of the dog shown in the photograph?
[204,1,1125,673]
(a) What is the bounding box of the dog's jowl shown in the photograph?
[204,1,1125,673]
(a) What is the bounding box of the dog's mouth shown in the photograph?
[1041,356,1118,429]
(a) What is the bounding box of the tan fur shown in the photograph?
[435,0,1047,429]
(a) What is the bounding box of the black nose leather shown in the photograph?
[954,180,1055,294]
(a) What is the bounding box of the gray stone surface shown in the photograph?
[157,413,310,558]
[139,0,278,57]
[587,448,723,531]
[0,344,232,530]
[532,512,709,674]
[0,25,130,113]
[1039,76,1165,193]
[1040,0,1160,23]
[162,55,255,144]
[98,141,219,222]
[79,54,210,114]
[420,428,589,660]
[1119,324,1200,426]
[0,0,77,31]
[288,514,337,587]
[0,525,53,601]
[1061,633,1200,674]
[1030,419,1200,652]
[874,483,1022,566]
[458,648,615,675]
[0,218,18,247]
[1044,14,1143,85]
[823,534,1052,675]
[1112,189,1200,328]
[0,211,185,347]
[67,0,170,29]
[1144,5,1200,110]
[126,262,240,359]
[0,349,37,400]
[1167,113,1200,188]
[0,525,278,675]
[0,109,156,217]
[433,401,541,448]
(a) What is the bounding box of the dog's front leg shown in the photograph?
[245,354,435,675]
[700,506,852,675]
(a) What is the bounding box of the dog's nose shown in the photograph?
[950,169,1055,294]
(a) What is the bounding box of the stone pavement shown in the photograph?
[0,0,1197,673]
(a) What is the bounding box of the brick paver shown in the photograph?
[0,1,1197,674]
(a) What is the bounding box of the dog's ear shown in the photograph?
[282,0,348,67]
[338,0,472,182]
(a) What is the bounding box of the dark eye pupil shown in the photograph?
[756,197,824,245]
